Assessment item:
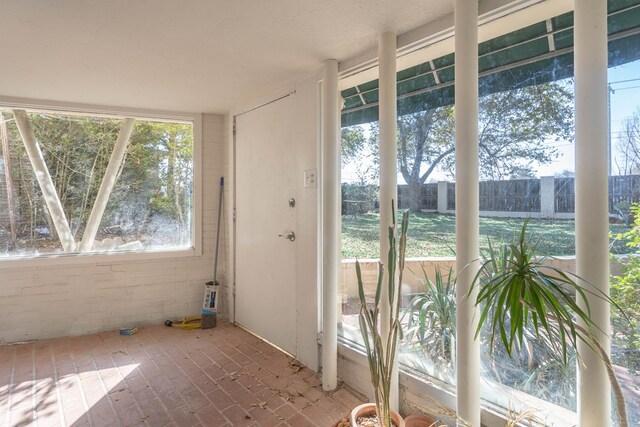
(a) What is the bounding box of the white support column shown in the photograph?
[437,181,448,213]
[322,58,340,392]
[378,31,399,411]
[454,1,480,426]
[12,109,77,253]
[79,118,135,252]
[540,176,555,219]
[574,1,610,425]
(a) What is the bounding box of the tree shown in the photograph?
[396,107,455,211]
[0,112,17,245]
[0,109,194,254]
[617,107,640,175]
[509,165,536,179]
[554,169,575,178]
[343,82,574,211]
[341,125,367,166]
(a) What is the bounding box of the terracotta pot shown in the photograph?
[404,414,437,427]
[350,403,405,427]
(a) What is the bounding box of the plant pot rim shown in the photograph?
[350,403,405,427]
[404,413,437,427]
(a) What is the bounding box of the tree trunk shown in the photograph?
[0,112,17,244]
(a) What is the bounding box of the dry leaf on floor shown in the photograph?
[289,360,303,373]
[250,401,268,409]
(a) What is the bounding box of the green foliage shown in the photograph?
[356,205,407,427]
[0,109,193,253]
[341,126,367,166]
[617,107,640,175]
[611,204,640,372]
[404,266,456,371]
[472,221,628,427]
[343,82,574,211]
[473,220,598,363]
[341,183,378,215]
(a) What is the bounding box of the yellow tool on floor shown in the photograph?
[164,177,224,332]
[164,316,202,330]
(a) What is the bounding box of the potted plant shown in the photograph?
[353,205,407,427]
[470,221,629,427]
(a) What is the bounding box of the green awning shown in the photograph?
[341,0,640,127]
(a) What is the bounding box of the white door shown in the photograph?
[235,95,297,356]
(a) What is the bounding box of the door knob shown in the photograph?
[278,231,296,242]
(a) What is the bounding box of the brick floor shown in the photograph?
[0,321,364,427]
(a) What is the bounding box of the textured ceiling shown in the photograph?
[0,0,453,113]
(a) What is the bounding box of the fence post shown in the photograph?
[540,176,555,218]
[437,181,448,213]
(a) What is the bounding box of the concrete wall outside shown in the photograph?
[341,256,625,301]
[0,114,227,344]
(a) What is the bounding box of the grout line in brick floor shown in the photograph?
[121,344,180,427]
[1,324,364,427]
[30,344,37,426]
[50,344,68,427]
[107,341,153,427]
[70,342,95,427]
[171,333,233,425]
[3,348,15,427]
[88,344,121,426]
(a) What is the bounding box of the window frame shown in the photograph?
[0,96,203,267]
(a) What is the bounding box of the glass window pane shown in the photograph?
[339,113,380,345]
[609,53,640,427]
[0,109,194,258]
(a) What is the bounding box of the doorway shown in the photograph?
[234,94,298,356]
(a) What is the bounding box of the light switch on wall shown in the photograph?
[304,169,317,188]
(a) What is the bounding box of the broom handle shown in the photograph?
[213,177,224,284]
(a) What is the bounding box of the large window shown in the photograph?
[0,108,195,258]
[338,0,640,424]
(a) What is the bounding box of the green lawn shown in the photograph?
[342,212,633,259]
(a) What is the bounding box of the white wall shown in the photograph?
[0,114,227,344]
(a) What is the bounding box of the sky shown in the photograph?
[342,58,640,185]
[536,59,640,177]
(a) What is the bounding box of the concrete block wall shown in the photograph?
[0,113,227,344]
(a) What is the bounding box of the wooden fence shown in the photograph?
[341,175,640,216]
[447,179,540,212]
[398,183,437,210]
[555,176,640,213]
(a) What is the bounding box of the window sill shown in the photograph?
[0,247,199,269]
[336,337,576,427]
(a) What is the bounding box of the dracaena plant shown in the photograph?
[471,220,628,427]
[356,205,408,427]
[405,265,456,372]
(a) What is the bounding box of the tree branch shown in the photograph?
[419,146,455,183]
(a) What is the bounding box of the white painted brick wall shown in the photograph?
[0,113,228,344]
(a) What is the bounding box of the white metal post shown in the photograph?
[12,109,77,253]
[454,1,480,426]
[574,1,611,425]
[378,31,399,411]
[321,58,339,391]
[78,118,135,252]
